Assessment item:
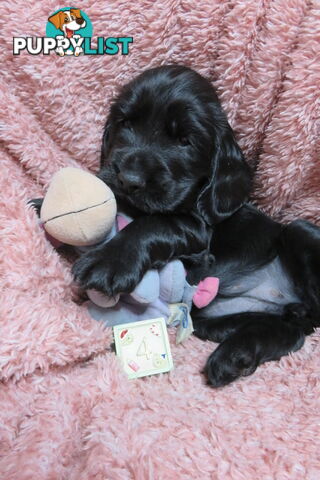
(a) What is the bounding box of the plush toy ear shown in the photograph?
[196,124,251,225]
[100,122,111,168]
[48,11,64,30]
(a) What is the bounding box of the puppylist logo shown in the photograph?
[13,7,133,57]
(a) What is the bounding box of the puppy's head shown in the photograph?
[48,9,86,38]
[99,65,251,222]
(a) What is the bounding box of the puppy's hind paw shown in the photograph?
[204,340,258,388]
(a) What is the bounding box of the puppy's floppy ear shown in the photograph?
[100,121,111,168]
[48,11,64,30]
[197,123,251,225]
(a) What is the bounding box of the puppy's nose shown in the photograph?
[118,171,145,192]
[76,17,85,25]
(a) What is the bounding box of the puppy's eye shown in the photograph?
[120,119,132,129]
[179,136,190,146]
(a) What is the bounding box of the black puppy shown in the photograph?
[52,65,320,387]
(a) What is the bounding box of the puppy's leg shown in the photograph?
[279,219,320,331]
[193,312,259,343]
[203,313,305,387]
[72,214,210,296]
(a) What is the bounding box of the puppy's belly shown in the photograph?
[205,257,300,317]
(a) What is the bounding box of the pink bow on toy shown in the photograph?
[192,277,219,308]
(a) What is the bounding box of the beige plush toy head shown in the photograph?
[40,167,117,246]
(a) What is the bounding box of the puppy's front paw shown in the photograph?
[72,243,143,297]
[204,338,258,388]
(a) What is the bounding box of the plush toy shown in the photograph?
[39,167,219,337]
[40,167,117,247]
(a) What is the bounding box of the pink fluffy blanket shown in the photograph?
[1,1,319,478]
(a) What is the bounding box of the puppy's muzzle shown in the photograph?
[116,153,148,193]
[117,171,146,193]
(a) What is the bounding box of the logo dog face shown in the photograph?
[48,9,86,38]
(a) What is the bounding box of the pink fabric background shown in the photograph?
[0,1,319,478]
